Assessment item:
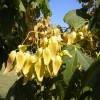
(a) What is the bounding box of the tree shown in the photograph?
[0,0,100,100]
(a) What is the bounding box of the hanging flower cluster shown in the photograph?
[4,17,72,84]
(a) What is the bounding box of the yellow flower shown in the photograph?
[67,31,77,45]
[22,54,33,76]
[36,47,43,56]
[43,47,51,65]
[34,58,45,82]
[40,37,48,47]
[48,36,59,58]
[15,51,26,73]
[31,54,38,63]
[52,55,62,76]
[22,54,38,85]
[18,45,27,52]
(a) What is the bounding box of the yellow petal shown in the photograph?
[43,47,51,65]
[34,58,44,82]
[67,31,76,45]
[22,54,38,83]
[36,47,43,56]
[31,54,38,63]
[15,51,26,73]
[23,62,35,85]
[56,35,62,42]
[78,32,84,39]
[34,25,38,32]
[4,50,16,74]
[18,45,27,52]
[81,24,88,33]
[48,36,59,58]
[40,37,48,47]
[53,28,60,35]
[71,31,77,39]
[22,54,33,76]
[52,55,62,76]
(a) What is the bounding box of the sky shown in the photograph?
[49,0,81,27]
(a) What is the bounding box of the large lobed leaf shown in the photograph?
[62,46,78,85]
[62,46,93,85]
[63,9,86,30]
[76,48,93,71]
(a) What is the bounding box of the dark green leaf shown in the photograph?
[62,46,93,85]
[84,58,100,86]
[56,81,65,100]
[89,7,100,37]
[63,9,86,30]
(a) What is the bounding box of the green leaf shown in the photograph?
[19,0,26,12]
[76,49,93,71]
[84,58,100,86]
[79,58,100,99]
[63,9,86,30]
[62,46,93,85]
[62,46,78,85]
[40,0,52,17]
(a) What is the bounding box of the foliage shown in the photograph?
[63,9,87,30]
[0,0,100,100]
